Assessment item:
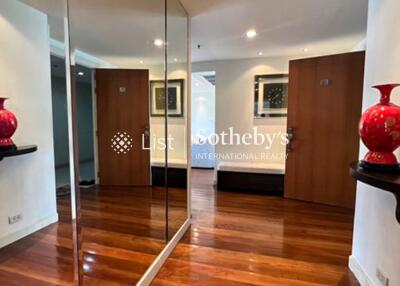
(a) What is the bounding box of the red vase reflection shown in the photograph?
[0,97,18,150]
[359,84,400,171]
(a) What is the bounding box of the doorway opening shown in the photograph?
[191,71,216,169]
[50,55,95,193]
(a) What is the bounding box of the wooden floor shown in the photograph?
[0,186,169,285]
[0,169,359,285]
[153,170,359,286]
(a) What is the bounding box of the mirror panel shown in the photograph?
[68,0,167,283]
[166,0,189,241]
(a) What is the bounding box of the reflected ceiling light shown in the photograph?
[83,264,90,271]
[85,256,95,263]
[258,51,263,56]
[139,60,144,64]
[303,48,309,52]
[78,71,84,76]
[154,39,164,47]
[174,58,178,62]
[246,29,257,39]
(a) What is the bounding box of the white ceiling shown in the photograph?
[180,0,369,62]
[20,0,368,64]
[20,0,187,67]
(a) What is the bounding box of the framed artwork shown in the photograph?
[254,74,289,118]
[150,79,184,117]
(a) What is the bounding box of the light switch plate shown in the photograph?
[8,214,23,225]
[376,268,389,286]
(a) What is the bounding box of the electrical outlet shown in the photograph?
[376,268,389,286]
[8,214,23,225]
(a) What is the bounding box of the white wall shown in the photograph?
[193,56,299,166]
[0,0,57,247]
[350,0,400,285]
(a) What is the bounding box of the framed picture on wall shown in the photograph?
[254,74,289,118]
[150,79,184,117]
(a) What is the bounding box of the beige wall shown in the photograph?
[193,56,300,167]
[0,0,57,247]
[350,0,400,285]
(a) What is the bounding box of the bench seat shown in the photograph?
[217,161,285,195]
[151,158,187,188]
[217,161,285,175]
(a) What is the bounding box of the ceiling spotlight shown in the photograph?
[246,29,257,39]
[78,71,84,76]
[258,51,263,56]
[303,48,309,52]
[139,60,144,64]
[154,39,164,47]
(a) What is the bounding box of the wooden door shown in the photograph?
[285,52,365,208]
[96,69,150,186]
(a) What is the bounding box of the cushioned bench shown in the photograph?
[217,161,285,195]
[151,158,187,188]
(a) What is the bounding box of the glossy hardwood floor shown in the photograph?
[79,186,167,285]
[0,169,359,285]
[0,186,168,286]
[0,194,74,285]
[154,169,359,286]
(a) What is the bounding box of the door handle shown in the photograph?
[144,126,150,137]
[287,127,295,152]
[143,126,150,149]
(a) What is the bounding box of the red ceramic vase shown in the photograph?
[0,97,18,149]
[359,84,400,171]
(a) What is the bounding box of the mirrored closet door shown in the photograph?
[67,0,190,284]
[166,0,189,241]
[68,0,167,284]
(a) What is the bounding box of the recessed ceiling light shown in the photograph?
[258,51,263,56]
[139,60,144,64]
[154,39,164,47]
[246,29,257,39]
[78,71,84,76]
[303,48,309,52]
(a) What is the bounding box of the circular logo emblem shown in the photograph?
[111,132,133,154]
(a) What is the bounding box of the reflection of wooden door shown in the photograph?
[284,52,365,208]
[96,69,150,186]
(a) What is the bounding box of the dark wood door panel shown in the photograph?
[96,69,150,186]
[285,52,365,208]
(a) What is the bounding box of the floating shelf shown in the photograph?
[0,145,38,161]
[350,161,400,224]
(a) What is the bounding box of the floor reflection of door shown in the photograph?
[285,52,365,208]
[96,69,150,186]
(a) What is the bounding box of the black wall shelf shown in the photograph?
[350,161,400,224]
[0,145,38,161]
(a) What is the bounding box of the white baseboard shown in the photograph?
[0,213,59,248]
[137,218,191,286]
[349,255,377,286]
